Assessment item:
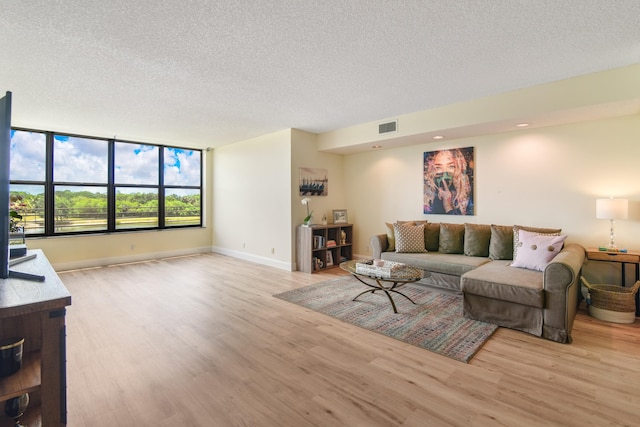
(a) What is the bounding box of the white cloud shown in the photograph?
[10,130,46,181]
[115,142,159,184]
[164,148,201,186]
[53,136,108,183]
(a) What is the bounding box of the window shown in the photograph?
[54,135,108,183]
[53,134,109,233]
[164,147,202,226]
[9,129,202,236]
[115,142,160,229]
[54,186,108,233]
[9,130,46,235]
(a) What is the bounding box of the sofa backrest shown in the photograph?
[387,221,562,261]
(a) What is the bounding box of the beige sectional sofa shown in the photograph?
[370,222,586,343]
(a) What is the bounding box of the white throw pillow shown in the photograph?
[512,225,561,260]
[510,230,567,271]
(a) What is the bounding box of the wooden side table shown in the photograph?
[586,248,640,316]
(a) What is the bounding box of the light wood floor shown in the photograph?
[59,253,640,427]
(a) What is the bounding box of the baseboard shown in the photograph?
[211,246,294,271]
[54,246,213,272]
[54,246,303,273]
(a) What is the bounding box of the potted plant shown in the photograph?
[301,197,313,226]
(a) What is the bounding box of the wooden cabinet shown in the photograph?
[0,250,71,426]
[297,224,353,273]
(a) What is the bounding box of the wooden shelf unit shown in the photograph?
[297,224,353,273]
[0,250,71,426]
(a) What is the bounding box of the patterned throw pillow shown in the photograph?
[385,220,420,251]
[394,223,427,253]
[510,230,567,271]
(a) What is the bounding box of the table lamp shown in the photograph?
[596,197,628,250]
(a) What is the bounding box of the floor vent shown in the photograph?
[378,120,397,134]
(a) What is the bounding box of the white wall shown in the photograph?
[344,115,640,269]
[212,129,293,270]
[291,129,347,269]
[291,130,346,226]
[211,128,347,271]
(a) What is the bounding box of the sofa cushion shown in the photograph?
[513,225,562,259]
[489,224,514,260]
[439,223,465,254]
[394,223,427,253]
[464,223,491,257]
[384,222,397,252]
[381,251,490,277]
[385,220,416,252]
[461,260,545,308]
[510,230,567,271]
[424,222,440,251]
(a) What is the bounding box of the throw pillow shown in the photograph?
[394,223,428,253]
[438,223,465,254]
[424,222,440,252]
[513,225,562,260]
[384,220,416,252]
[463,223,491,257]
[510,230,567,271]
[489,224,514,260]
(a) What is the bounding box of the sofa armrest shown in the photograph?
[370,234,388,259]
[544,243,585,291]
[542,243,586,342]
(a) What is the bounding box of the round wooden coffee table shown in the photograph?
[340,260,423,313]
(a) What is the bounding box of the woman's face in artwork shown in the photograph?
[432,151,455,175]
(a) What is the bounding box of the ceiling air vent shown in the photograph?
[378,120,397,134]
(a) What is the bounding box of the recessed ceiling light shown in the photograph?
[433,135,444,140]
[372,145,382,149]
[515,123,530,127]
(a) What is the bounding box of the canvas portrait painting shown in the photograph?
[423,147,474,215]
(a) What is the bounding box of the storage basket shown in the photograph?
[580,277,639,324]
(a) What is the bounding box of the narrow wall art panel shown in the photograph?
[423,147,474,215]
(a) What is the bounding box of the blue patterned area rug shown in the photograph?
[274,277,498,363]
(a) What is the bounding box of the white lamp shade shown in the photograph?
[596,198,628,220]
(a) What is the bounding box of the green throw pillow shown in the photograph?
[463,223,491,257]
[489,224,514,260]
[439,223,465,254]
[424,222,440,252]
[384,222,397,251]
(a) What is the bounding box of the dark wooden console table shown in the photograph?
[0,250,72,426]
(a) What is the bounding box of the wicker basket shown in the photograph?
[580,277,639,324]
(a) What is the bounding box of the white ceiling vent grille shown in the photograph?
[378,120,397,134]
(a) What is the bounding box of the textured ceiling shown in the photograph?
[1,1,639,150]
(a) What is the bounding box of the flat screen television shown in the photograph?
[0,91,11,279]
[0,91,44,281]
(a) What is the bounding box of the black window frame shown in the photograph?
[10,127,203,236]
